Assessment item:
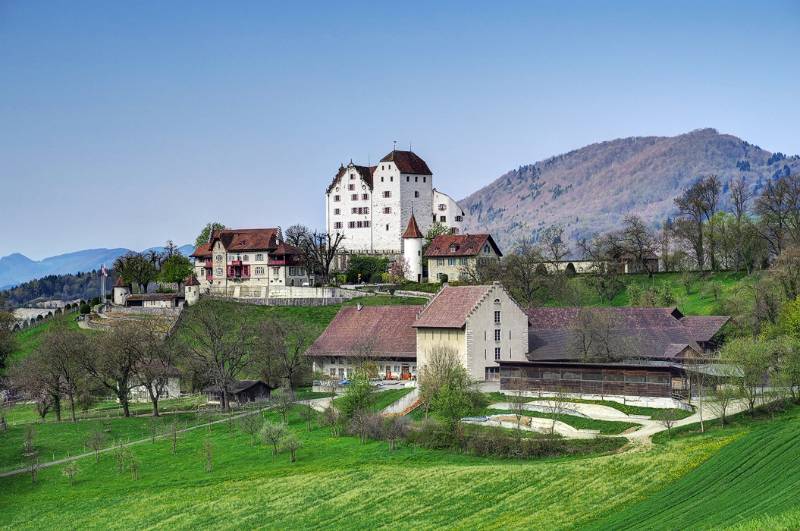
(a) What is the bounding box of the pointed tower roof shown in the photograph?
[184,274,200,287]
[402,214,424,239]
[114,276,128,288]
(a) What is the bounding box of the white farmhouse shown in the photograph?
[325,150,464,255]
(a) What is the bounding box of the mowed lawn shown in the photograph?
[0,406,736,530]
[589,406,800,530]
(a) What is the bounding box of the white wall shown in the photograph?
[432,189,465,234]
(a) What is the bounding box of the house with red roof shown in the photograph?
[425,233,502,283]
[190,228,309,298]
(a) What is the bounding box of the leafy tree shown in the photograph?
[772,247,800,300]
[113,253,157,294]
[754,174,800,257]
[281,432,302,463]
[345,255,388,284]
[86,430,107,462]
[254,318,314,392]
[0,311,16,372]
[424,222,450,248]
[36,321,89,421]
[158,253,193,289]
[719,337,772,413]
[238,414,264,445]
[540,224,570,263]
[260,421,288,460]
[195,222,227,248]
[673,175,721,270]
[272,387,294,423]
[336,369,375,420]
[62,461,80,485]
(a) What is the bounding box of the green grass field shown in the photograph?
[1,403,798,529]
[590,405,800,529]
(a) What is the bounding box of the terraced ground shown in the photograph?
[589,406,800,529]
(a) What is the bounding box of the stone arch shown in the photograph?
[565,263,577,276]
[36,315,43,321]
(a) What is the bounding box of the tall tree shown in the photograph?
[0,311,16,372]
[177,300,255,411]
[540,224,570,263]
[755,174,800,257]
[195,222,227,248]
[37,321,88,422]
[158,253,193,290]
[81,323,149,417]
[254,318,313,394]
[133,318,176,417]
[674,175,721,270]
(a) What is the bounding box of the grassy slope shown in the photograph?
[5,316,82,371]
[0,406,730,530]
[589,405,800,529]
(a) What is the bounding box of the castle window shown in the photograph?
[255,266,264,275]
[215,254,223,261]
[440,215,446,222]
[494,347,501,361]
[243,255,249,262]
[494,310,501,324]
[381,165,384,170]
[438,204,447,211]
[348,184,355,191]
[423,177,426,183]
[362,193,368,200]
[256,254,263,261]
[352,207,358,214]
[334,222,343,229]
[364,221,370,227]
[415,176,418,182]
[414,191,420,198]
[406,176,410,182]
[351,194,358,200]
[381,176,384,182]
[383,207,391,214]
[348,221,355,228]
[455,215,463,222]
[334,208,340,215]
[386,224,389,231]
[494,329,501,341]
[334,195,340,202]
[448,258,456,266]
[383,191,391,198]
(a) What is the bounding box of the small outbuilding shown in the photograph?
[204,380,273,406]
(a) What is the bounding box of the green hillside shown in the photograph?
[589,406,800,529]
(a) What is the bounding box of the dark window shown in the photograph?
[624,374,646,383]
[582,372,603,381]
[494,329,501,341]
[414,191,420,198]
[543,371,560,380]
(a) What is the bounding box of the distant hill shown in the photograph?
[0,244,193,290]
[460,128,800,252]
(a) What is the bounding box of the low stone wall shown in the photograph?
[393,290,434,300]
[517,390,691,410]
[267,286,362,299]
[222,297,350,307]
[106,306,183,317]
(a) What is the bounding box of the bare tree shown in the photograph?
[382,415,409,450]
[81,323,148,417]
[772,246,800,300]
[62,461,80,485]
[571,309,634,363]
[86,430,107,462]
[178,301,256,411]
[579,236,625,302]
[203,438,214,472]
[755,174,800,256]
[238,414,264,445]
[290,228,345,283]
[133,317,177,417]
[298,404,316,431]
[540,224,570,263]
[272,387,294,423]
[673,176,721,270]
[708,380,737,427]
[9,350,64,421]
[655,409,680,437]
[36,322,88,422]
[508,382,528,437]
[320,405,341,436]
[549,388,569,435]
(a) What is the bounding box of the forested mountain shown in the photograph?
[0,244,193,290]
[460,128,800,251]
[0,270,118,307]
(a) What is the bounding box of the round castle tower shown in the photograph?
[184,275,200,306]
[402,214,424,282]
[112,276,130,306]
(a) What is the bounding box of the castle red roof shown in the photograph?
[424,234,502,258]
[380,150,432,175]
[402,214,424,239]
[210,229,279,252]
[114,276,128,288]
[191,243,212,258]
[184,275,200,287]
[306,305,422,359]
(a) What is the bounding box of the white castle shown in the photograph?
[324,149,464,256]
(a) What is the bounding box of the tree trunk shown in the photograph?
[152,396,160,417]
[222,390,230,412]
[119,393,131,417]
[53,395,62,422]
[68,394,77,423]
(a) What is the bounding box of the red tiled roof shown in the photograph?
[114,276,128,288]
[424,234,502,258]
[326,164,377,194]
[191,243,212,258]
[272,242,300,256]
[380,150,432,175]
[306,305,422,359]
[680,316,730,342]
[402,214,424,239]
[414,285,493,328]
[184,275,200,286]
[211,229,279,252]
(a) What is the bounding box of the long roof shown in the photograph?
[424,234,502,258]
[525,307,729,362]
[380,150,432,175]
[211,228,280,252]
[191,243,212,258]
[306,305,422,359]
[414,285,493,328]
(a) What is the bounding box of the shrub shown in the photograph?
[406,418,454,449]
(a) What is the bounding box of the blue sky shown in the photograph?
[1,0,798,259]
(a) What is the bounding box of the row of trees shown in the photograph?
[4,300,316,421]
[112,240,193,294]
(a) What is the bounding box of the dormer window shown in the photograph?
[449,244,458,253]
[484,244,490,253]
